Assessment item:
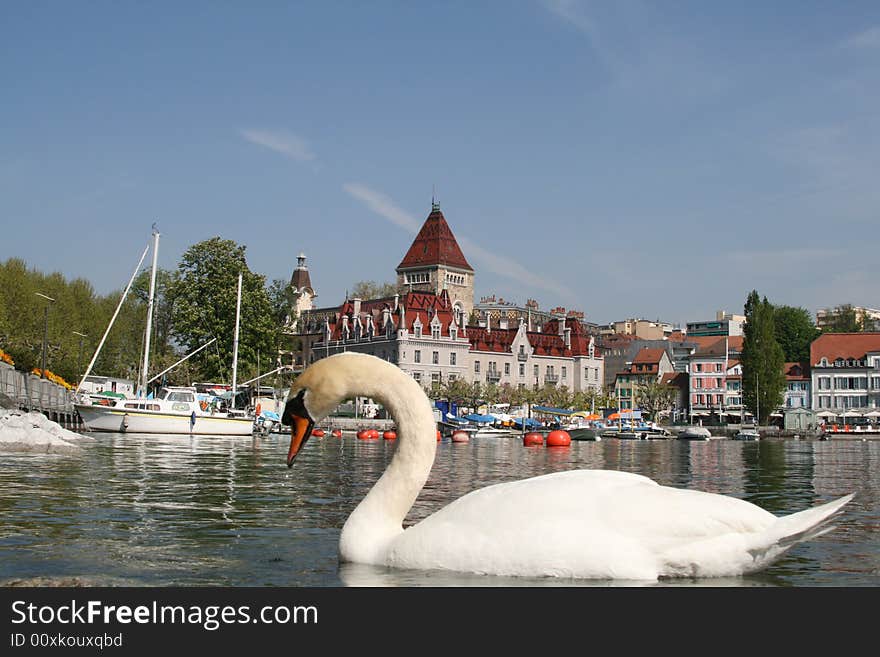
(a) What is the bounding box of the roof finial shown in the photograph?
[431,184,440,211]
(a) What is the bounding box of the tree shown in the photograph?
[741,290,786,425]
[636,379,676,421]
[167,238,279,384]
[349,280,398,300]
[821,304,864,333]
[773,305,820,362]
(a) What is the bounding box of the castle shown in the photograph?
[288,202,604,393]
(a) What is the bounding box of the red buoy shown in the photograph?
[546,430,571,447]
[451,430,470,443]
[523,432,544,447]
[383,430,397,440]
[311,428,325,437]
[367,429,380,440]
[332,429,343,438]
[356,430,370,440]
[436,430,442,442]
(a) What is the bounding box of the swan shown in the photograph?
[282,352,853,580]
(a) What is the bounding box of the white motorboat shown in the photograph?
[733,428,761,441]
[76,386,255,435]
[677,426,712,440]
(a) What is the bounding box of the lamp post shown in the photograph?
[35,292,55,378]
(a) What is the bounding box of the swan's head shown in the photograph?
[282,353,364,467]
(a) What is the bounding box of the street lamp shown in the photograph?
[35,292,55,378]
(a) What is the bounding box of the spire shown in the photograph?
[396,204,473,272]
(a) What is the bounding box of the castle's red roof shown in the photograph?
[396,207,473,272]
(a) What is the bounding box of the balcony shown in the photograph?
[517,352,528,362]
[486,370,501,382]
[545,373,559,383]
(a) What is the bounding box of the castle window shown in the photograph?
[432,326,440,339]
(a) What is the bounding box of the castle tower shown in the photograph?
[396,201,475,323]
[289,252,316,329]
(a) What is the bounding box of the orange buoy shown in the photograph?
[523,432,544,447]
[332,429,343,438]
[437,430,442,442]
[451,430,469,443]
[311,428,325,437]
[546,430,571,447]
[367,428,380,440]
[356,429,369,440]
[383,430,397,440]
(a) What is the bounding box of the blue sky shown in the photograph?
[2,1,879,328]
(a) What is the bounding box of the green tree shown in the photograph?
[773,305,820,362]
[741,290,786,425]
[349,280,398,299]
[821,304,864,333]
[636,379,676,421]
[167,238,279,384]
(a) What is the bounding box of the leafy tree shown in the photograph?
[636,379,676,421]
[349,280,398,300]
[821,304,865,333]
[741,290,786,425]
[167,238,279,384]
[773,305,820,362]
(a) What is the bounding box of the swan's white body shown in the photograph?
[290,353,853,581]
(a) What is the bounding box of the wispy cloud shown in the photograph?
[240,129,316,162]
[343,183,421,233]
[344,182,575,301]
[843,25,880,49]
[540,0,616,71]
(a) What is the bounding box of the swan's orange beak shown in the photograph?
[287,414,314,468]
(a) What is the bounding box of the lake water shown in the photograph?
[1,433,878,586]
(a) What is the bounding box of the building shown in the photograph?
[474,296,600,336]
[809,333,880,415]
[294,201,604,394]
[686,310,745,337]
[816,306,880,332]
[395,201,475,323]
[599,318,675,340]
[783,362,811,409]
[613,348,674,411]
[687,336,744,423]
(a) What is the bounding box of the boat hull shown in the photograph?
[568,427,601,441]
[76,404,255,435]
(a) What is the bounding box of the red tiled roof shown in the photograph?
[810,333,880,365]
[397,207,473,272]
[632,348,666,365]
[784,361,810,381]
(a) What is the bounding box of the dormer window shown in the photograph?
[414,324,422,338]
[432,326,440,340]
[450,328,457,340]
[821,358,828,367]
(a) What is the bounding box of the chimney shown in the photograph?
[382,307,391,330]
[393,293,399,311]
[353,298,362,317]
[564,326,571,349]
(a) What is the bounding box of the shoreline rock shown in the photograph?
[0,410,93,454]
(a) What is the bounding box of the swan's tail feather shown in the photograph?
[746,493,854,568]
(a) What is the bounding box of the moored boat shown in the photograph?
[733,428,761,441]
[677,426,712,440]
[76,386,255,435]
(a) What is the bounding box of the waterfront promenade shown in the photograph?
[0,362,82,429]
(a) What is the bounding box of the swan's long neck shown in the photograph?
[335,357,437,565]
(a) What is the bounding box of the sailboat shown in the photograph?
[75,229,257,435]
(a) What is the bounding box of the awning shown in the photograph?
[532,406,574,416]
[513,417,542,428]
[463,413,495,423]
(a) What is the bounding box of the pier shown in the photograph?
[0,362,83,430]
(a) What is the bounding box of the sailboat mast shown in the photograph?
[230,272,243,409]
[139,226,160,397]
